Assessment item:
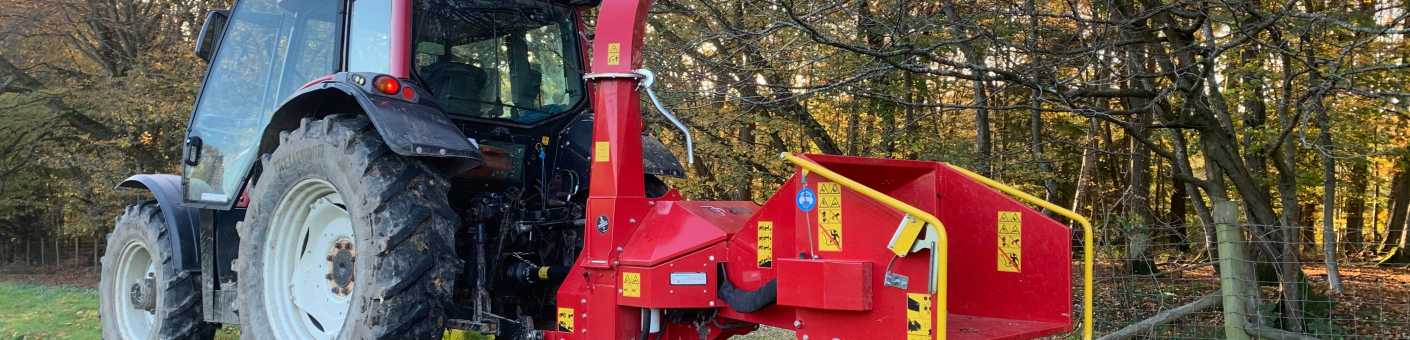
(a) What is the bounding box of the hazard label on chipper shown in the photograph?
[757,221,774,267]
[906,293,933,340]
[998,211,1022,272]
[817,182,843,251]
[621,272,641,297]
[557,307,574,332]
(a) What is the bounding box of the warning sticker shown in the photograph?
[817,182,843,251]
[557,307,575,332]
[594,141,610,162]
[998,211,1022,272]
[906,293,933,340]
[607,43,622,65]
[757,221,774,267]
[621,272,641,297]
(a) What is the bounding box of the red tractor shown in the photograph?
[99,0,1093,339]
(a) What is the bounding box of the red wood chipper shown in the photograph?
[98,0,1091,339]
[546,1,1095,339]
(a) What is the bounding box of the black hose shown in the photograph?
[639,308,651,340]
[715,264,777,313]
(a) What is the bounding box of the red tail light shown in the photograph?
[373,75,401,95]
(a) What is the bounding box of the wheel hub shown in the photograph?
[128,274,157,312]
[327,238,355,297]
[113,241,156,339]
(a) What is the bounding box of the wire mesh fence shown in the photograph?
[0,236,106,271]
[1079,201,1410,339]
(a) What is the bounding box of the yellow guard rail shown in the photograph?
[781,153,952,338]
[781,153,1094,340]
[944,164,1094,340]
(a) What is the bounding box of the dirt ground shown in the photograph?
[3,260,1405,338]
[1085,261,1410,338]
[0,263,100,289]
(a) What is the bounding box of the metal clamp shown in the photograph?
[583,72,645,80]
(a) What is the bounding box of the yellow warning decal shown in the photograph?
[594,141,611,162]
[557,307,575,332]
[817,182,843,251]
[607,43,622,65]
[906,293,933,340]
[442,329,471,340]
[757,221,774,267]
[622,272,641,297]
[998,211,1022,272]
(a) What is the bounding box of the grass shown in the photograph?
[0,281,101,339]
[0,281,239,340]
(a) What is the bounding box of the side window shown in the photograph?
[183,0,341,204]
[347,0,392,73]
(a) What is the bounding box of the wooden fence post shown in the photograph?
[1214,200,1251,340]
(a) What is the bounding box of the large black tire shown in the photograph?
[99,202,217,340]
[235,115,461,339]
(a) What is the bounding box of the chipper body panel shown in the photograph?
[548,155,1075,340]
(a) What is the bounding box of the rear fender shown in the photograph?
[116,174,201,272]
[260,72,484,165]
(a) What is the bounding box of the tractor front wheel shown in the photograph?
[235,115,461,340]
[99,202,216,340]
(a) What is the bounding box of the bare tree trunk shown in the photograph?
[942,0,990,176]
[1127,109,1157,275]
[1313,97,1343,294]
[1379,159,1410,264]
[1345,159,1369,253]
[1170,177,1191,253]
[1030,92,1059,204]
[1071,118,1099,216]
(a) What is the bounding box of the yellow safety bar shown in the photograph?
[781,153,951,339]
[944,164,1094,340]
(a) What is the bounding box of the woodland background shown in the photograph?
[0,0,1408,337]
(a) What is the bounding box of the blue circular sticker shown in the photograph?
[796,187,817,212]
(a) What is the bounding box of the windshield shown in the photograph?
[412,0,585,124]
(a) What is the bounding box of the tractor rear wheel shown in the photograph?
[99,202,217,340]
[235,114,461,340]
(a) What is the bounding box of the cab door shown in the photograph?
[181,0,342,208]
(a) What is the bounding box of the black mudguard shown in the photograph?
[260,72,483,166]
[116,174,202,272]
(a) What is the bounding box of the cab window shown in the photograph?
[183,0,341,204]
[412,0,585,124]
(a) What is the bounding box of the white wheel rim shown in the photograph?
[263,179,354,340]
[115,240,156,339]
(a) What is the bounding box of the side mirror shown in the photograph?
[193,10,230,62]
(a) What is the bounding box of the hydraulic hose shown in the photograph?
[715,264,777,313]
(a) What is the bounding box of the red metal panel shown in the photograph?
[617,244,724,308]
[619,201,756,266]
[934,164,1072,326]
[388,0,410,78]
[775,258,872,311]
